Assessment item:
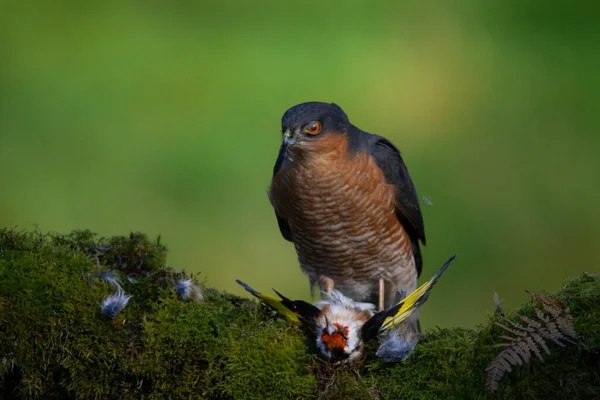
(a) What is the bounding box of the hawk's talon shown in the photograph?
[320,277,335,296]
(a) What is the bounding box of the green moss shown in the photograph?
[219,320,316,400]
[0,229,598,399]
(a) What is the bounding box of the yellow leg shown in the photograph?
[320,277,334,296]
[379,279,385,311]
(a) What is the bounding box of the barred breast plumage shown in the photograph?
[269,133,416,304]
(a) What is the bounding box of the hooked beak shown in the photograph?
[282,130,297,147]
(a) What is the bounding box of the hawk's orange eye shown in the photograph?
[305,121,322,135]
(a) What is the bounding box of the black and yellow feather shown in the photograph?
[361,255,456,340]
[236,279,320,324]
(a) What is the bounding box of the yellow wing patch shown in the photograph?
[236,279,301,324]
[380,255,456,332]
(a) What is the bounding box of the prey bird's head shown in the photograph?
[314,291,376,363]
[280,102,350,156]
[236,279,376,363]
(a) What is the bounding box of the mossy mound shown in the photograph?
[0,229,598,399]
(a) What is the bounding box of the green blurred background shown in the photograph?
[1,1,598,329]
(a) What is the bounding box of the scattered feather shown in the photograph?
[493,292,504,316]
[486,291,577,394]
[100,287,132,319]
[422,195,433,206]
[99,270,121,289]
[174,279,203,302]
[127,276,137,284]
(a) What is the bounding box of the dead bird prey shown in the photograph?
[237,255,455,363]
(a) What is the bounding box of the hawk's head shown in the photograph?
[279,102,350,158]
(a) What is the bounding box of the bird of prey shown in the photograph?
[237,255,454,363]
[268,101,426,356]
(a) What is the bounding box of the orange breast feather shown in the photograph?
[269,134,414,285]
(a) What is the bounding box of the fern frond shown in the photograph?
[486,291,577,394]
[495,321,526,337]
[531,332,552,355]
[519,315,542,329]
[514,341,532,363]
[525,335,545,361]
